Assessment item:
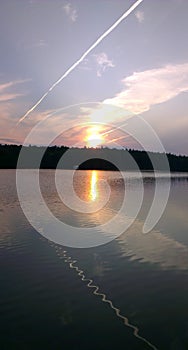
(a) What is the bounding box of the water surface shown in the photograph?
[0,170,188,349]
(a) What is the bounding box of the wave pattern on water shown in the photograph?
[55,246,158,350]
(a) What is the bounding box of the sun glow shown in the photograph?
[85,126,105,148]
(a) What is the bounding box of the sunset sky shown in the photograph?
[0,0,188,154]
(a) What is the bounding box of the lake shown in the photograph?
[0,169,188,350]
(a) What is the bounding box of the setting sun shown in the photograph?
[85,126,105,148]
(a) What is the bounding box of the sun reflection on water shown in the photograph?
[89,170,98,201]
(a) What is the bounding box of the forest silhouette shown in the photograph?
[1,144,188,172]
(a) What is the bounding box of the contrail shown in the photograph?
[106,135,129,145]
[18,0,144,124]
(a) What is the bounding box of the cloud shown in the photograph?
[0,137,20,144]
[0,93,23,102]
[94,52,115,77]
[135,10,144,23]
[103,63,188,114]
[0,79,31,145]
[63,3,78,22]
[26,39,48,50]
[78,58,92,71]
[0,80,26,92]
[0,79,29,102]
[0,81,15,92]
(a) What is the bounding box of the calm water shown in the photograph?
[0,170,188,350]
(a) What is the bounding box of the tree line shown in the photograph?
[0,144,188,172]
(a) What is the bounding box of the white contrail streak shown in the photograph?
[106,135,129,145]
[18,0,144,124]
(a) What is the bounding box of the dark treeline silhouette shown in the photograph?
[0,144,188,172]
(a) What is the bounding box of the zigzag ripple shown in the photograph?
[55,247,158,350]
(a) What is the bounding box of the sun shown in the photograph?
[85,126,105,148]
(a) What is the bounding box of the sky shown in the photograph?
[0,0,188,154]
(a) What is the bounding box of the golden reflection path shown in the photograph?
[89,170,98,202]
[53,170,158,350]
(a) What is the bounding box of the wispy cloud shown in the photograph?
[0,79,29,102]
[94,52,115,77]
[0,137,21,144]
[63,3,78,22]
[0,81,15,92]
[0,80,26,93]
[104,63,188,114]
[26,39,48,49]
[0,79,31,144]
[135,10,144,23]
[78,58,92,71]
[0,93,23,102]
